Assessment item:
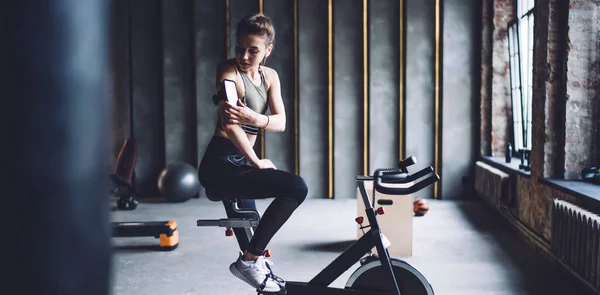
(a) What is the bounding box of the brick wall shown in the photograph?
[479,0,600,243]
[474,162,580,243]
[542,0,568,178]
[490,0,514,156]
[514,174,580,241]
[480,0,493,155]
[564,0,600,179]
[483,0,599,176]
[531,0,550,180]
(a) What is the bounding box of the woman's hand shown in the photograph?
[224,99,259,125]
[255,159,277,170]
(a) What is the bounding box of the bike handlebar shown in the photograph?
[396,155,417,173]
[372,167,439,195]
[355,155,440,196]
[383,166,433,184]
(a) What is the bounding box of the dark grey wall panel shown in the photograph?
[108,0,131,169]
[264,0,295,174]
[130,0,165,197]
[368,0,400,174]
[162,0,197,166]
[105,0,475,200]
[195,0,226,196]
[298,0,329,198]
[405,0,435,199]
[333,0,363,199]
[441,0,477,199]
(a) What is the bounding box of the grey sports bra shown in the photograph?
[237,65,268,135]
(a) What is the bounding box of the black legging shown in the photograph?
[198,136,308,256]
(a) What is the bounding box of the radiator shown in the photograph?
[552,199,600,289]
[474,161,510,207]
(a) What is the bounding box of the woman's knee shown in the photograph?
[291,175,308,205]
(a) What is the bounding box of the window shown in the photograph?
[508,0,534,154]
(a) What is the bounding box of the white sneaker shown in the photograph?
[229,252,286,294]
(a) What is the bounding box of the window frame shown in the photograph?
[507,20,523,153]
[507,0,535,165]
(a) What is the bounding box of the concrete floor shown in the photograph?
[110,196,587,295]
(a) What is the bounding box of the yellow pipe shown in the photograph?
[328,0,333,199]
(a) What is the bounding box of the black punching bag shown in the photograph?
[2,1,112,295]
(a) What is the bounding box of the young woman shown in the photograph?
[197,13,307,294]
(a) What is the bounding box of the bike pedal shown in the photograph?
[359,254,379,265]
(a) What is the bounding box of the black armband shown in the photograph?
[211,87,226,105]
[211,94,220,105]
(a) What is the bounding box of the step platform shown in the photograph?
[112,220,179,251]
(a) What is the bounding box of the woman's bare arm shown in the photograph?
[254,67,286,132]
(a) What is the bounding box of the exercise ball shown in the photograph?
[413,198,430,216]
[158,162,200,203]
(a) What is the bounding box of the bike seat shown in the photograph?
[204,189,259,219]
[205,188,228,202]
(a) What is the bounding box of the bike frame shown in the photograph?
[286,176,402,295]
[197,156,438,295]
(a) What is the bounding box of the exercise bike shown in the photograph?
[197,156,439,294]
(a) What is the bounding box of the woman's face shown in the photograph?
[235,34,272,71]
